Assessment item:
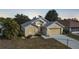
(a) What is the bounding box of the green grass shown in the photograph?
[66,33,79,41]
[0,36,70,49]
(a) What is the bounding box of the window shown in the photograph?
[35,20,44,27]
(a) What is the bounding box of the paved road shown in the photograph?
[42,35,79,49]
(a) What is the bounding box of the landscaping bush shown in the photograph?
[63,28,70,34]
[18,30,24,37]
[26,35,32,39]
[34,33,41,36]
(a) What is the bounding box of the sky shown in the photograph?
[0,9,79,20]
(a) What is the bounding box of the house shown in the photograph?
[21,16,64,37]
[58,19,79,33]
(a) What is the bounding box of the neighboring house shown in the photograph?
[21,16,64,37]
[58,19,79,33]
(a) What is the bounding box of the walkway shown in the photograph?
[42,35,79,49]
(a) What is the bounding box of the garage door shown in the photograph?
[48,28,61,35]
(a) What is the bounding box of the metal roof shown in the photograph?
[21,16,49,28]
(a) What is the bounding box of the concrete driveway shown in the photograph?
[42,35,79,49]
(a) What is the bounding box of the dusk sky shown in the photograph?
[0,9,79,20]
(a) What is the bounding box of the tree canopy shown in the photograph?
[14,14,30,25]
[1,18,20,39]
[45,9,58,21]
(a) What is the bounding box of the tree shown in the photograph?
[63,28,70,34]
[0,17,5,22]
[72,18,78,21]
[14,14,30,25]
[3,18,20,39]
[45,9,58,21]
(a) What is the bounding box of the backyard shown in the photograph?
[0,36,70,49]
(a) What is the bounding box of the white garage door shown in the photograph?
[48,28,61,35]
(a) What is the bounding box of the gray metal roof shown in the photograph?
[21,16,65,29]
[21,16,50,28]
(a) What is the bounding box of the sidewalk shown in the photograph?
[42,35,79,49]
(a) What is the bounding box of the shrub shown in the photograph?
[26,35,32,39]
[18,30,24,37]
[34,33,41,36]
[63,28,70,34]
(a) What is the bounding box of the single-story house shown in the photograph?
[21,16,64,37]
[58,19,79,33]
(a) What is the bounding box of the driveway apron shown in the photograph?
[42,35,79,49]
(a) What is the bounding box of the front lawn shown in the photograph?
[66,33,79,41]
[0,36,70,49]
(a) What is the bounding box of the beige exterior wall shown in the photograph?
[25,25,38,36]
[47,23,63,36]
[48,23,61,28]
